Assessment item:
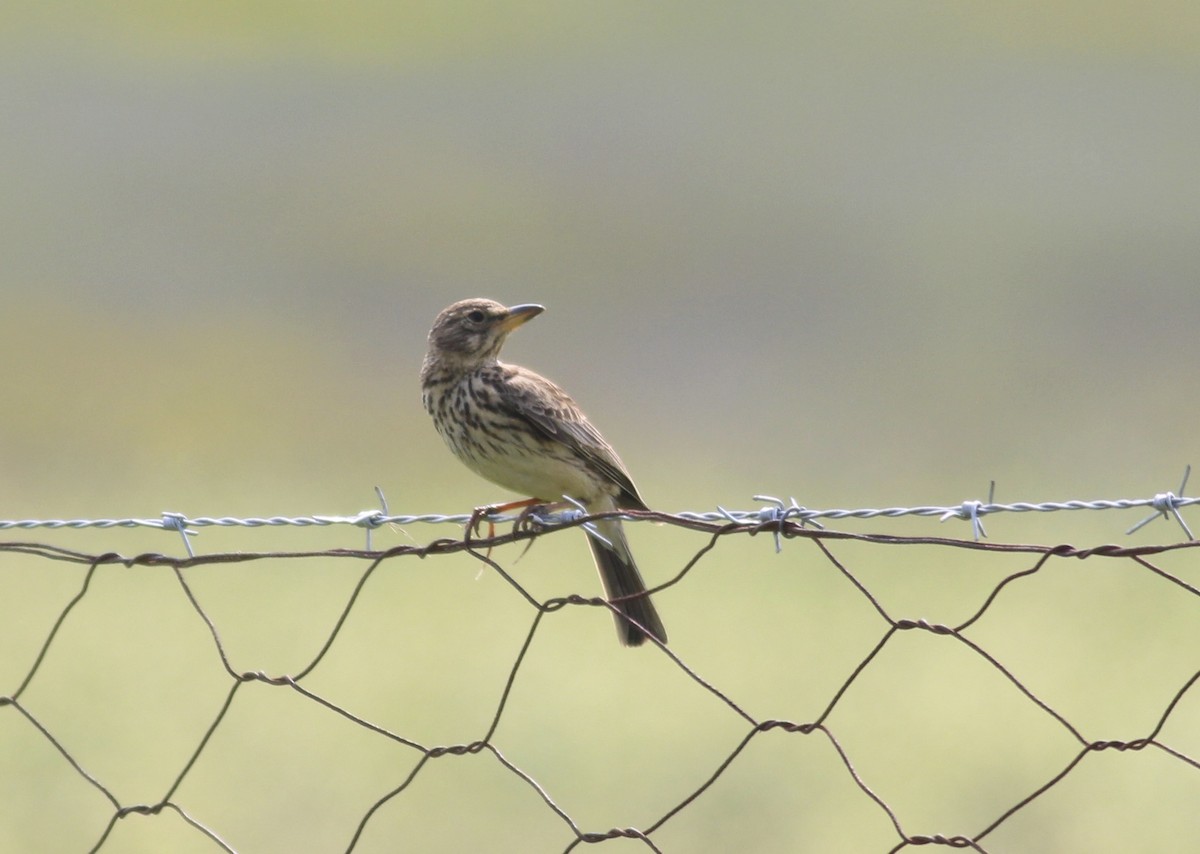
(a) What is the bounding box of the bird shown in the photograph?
[420,298,667,647]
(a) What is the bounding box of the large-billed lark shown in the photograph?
[420,298,667,647]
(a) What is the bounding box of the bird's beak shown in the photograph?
[498,303,545,332]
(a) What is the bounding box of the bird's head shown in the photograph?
[424,298,545,368]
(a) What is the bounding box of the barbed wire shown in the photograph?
[3,481,1199,852]
[1,466,1194,556]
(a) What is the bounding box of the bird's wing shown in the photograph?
[502,366,648,510]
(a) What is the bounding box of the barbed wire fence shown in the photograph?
[3,472,1199,853]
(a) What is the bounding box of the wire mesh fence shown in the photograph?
[3,486,1199,853]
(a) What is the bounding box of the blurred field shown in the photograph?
[2,2,1199,852]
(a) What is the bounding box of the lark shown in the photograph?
[420,299,667,646]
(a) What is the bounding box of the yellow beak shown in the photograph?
[498,303,545,332]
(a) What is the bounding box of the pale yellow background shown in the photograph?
[2,3,1198,852]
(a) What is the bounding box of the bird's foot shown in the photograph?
[466,497,543,557]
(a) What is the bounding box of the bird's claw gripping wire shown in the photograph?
[466,497,543,558]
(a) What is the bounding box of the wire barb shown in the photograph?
[1126,466,1195,540]
[941,500,988,541]
[560,495,613,549]
[160,512,197,558]
[751,495,825,553]
[352,487,391,551]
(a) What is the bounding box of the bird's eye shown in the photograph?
[466,310,486,323]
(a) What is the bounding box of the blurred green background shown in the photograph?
[2,2,1199,852]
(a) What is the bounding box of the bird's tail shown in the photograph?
[587,517,667,647]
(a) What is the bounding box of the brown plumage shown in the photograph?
[420,298,667,646]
